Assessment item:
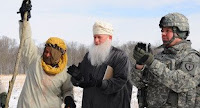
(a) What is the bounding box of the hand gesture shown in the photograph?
[133,42,154,66]
[67,63,82,81]
[17,0,32,22]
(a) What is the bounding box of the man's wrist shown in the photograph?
[135,64,145,71]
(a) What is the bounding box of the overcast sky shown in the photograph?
[1,0,200,50]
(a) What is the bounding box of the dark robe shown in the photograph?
[80,46,132,108]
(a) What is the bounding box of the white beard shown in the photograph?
[88,39,112,66]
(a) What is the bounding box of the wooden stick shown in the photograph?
[5,11,28,108]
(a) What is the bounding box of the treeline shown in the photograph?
[0,36,19,74]
[0,36,139,74]
[2,35,193,75]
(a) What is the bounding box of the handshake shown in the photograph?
[133,42,154,66]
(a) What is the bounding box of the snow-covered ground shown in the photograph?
[0,75,138,108]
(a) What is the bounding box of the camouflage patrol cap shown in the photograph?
[159,13,190,37]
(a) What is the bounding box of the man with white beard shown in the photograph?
[67,21,132,108]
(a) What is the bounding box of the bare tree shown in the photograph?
[0,36,18,74]
[67,42,87,66]
[0,36,164,75]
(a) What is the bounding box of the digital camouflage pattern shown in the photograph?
[159,13,190,39]
[159,12,189,32]
[131,40,200,108]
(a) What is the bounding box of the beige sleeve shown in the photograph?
[19,21,39,65]
[61,73,74,99]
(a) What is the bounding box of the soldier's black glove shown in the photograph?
[17,0,32,22]
[67,63,83,81]
[64,96,76,108]
[137,42,147,51]
[133,42,154,66]
[135,42,146,65]
[0,92,7,108]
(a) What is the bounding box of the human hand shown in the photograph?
[73,74,102,88]
[0,92,7,108]
[133,42,154,66]
[87,74,102,88]
[17,0,32,22]
[135,64,145,70]
[134,42,146,65]
[64,96,76,108]
[67,63,82,81]
[137,42,147,51]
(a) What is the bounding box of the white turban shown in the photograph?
[93,21,113,36]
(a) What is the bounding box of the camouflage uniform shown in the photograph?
[131,13,200,108]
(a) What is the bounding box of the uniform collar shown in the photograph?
[163,40,191,54]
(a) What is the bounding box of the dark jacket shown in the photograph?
[80,46,132,108]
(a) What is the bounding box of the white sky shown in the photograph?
[0,0,200,50]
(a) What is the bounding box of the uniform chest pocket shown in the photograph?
[156,54,176,70]
[161,59,176,70]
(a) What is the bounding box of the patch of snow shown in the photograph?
[0,75,138,108]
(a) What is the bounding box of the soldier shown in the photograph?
[131,12,200,108]
[0,79,7,108]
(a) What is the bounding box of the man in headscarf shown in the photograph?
[0,79,7,108]
[67,20,132,108]
[17,1,75,108]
